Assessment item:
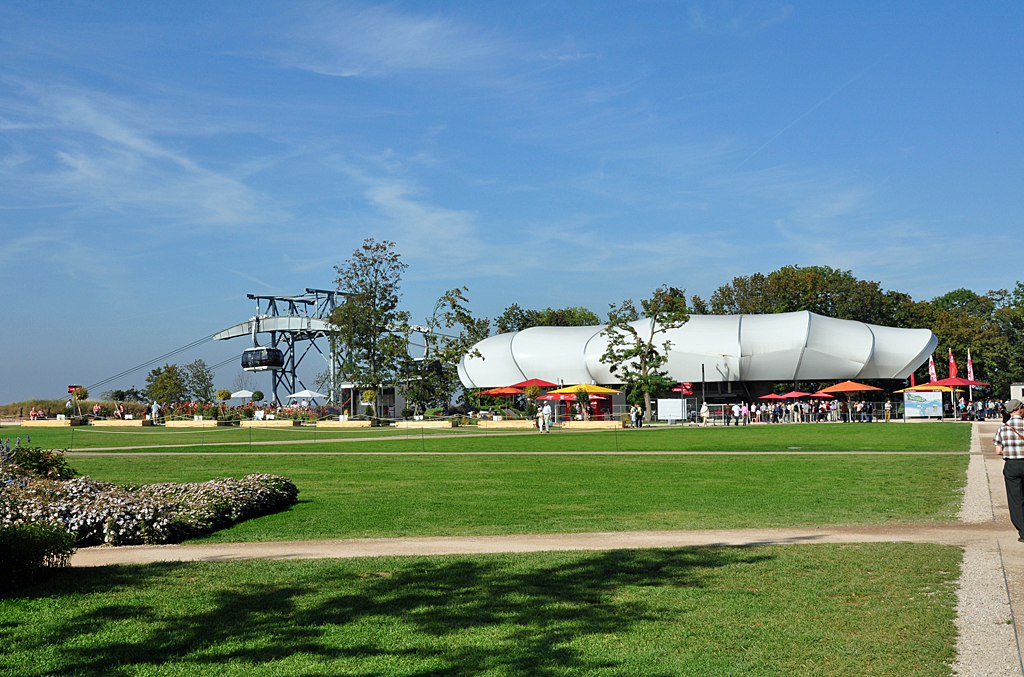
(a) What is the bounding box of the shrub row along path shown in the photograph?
[68,422,1024,675]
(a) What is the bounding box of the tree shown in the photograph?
[251,390,264,403]
[495,303,600,333]
[216,388,232,402]
[906,287,1017,397]
[330,239,411,418]
[232,371,256,394]
[693,265,915,326]
[145,364,187,404]
[182,359,216,402]
[72,387,88,417]
[409,287,491,410]
[600,286,690,422]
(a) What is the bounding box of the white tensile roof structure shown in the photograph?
[458,311,937,389]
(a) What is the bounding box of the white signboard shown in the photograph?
[657,398,685,422]
[904,391,942,418]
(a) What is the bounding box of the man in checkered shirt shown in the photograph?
[994,399,1024,542]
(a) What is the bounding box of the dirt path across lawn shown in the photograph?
[67,422,1024,675]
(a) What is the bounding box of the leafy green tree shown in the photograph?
[907,286,1019,397]
[494,303,537,334]
[330,239,410,418]
[71,387,88,416]
[182,359,216,402]
[495,304,600,333]
[251,390,264,403]
[216,388,232,402]
[600,286,690,422]
[145,364,187,404]
[693,265,914,326]
[408,287,490,409]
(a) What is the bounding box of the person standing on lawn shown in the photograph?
[994,399,1024,542]
[540,402,552,433]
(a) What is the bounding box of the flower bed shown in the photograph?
[0,474,298,546]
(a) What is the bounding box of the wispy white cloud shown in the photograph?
[0,81,283,233]
[270,5,502,78]
[687,2,794,35]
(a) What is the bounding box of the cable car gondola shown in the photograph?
[241,347,284,371]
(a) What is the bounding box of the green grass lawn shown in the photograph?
[72,453,967,542]
[0,543,960,676]
[11,420,972,452]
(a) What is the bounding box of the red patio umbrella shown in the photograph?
[930,377,989,388]
[781,391,812,398]
[510,378,559,389]
[758,393,787,400]
[808,392,834,398]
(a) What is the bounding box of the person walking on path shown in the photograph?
[699,402,709,427]
[994,398,1024,542]
[884,400,892,422]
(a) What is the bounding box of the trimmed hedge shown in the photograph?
[0,522,76,593]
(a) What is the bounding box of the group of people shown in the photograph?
[693,399,899,426]
[628,403,644,428]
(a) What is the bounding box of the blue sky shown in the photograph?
[1,1,1021,403]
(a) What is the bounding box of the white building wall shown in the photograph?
[459,311,937,389]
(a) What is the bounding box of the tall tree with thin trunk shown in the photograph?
[330,239,410,418]
[601,286,690,422]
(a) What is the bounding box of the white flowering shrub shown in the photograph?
[0,474,298,546]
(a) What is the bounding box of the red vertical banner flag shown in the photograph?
[911,372,916,387]
[967,349,975,382]
[928,355,937,383]
[949,348,958,379]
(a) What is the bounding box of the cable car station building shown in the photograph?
[458,311,937,403]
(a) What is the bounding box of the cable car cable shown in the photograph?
[85,334,216,391]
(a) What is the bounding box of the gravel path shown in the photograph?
[66,422,1023,675]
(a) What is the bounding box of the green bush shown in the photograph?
[12,446,77,480]
[0,523,76,592]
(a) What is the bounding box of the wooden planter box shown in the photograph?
[393,420,456,429]
[477,419,538,430]
[21,419,88,427]
[316,420,372,428]
[165,420,236,428]
[240,419,302,428]
[90,419,154,427]
[560,420,625,430]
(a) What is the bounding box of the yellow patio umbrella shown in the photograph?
[894,385,953,393]
[547,384,622,395]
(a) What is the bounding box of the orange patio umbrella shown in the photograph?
[479,387,525,396]
[815,381,883,394]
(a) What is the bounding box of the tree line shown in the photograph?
[329,245,1024,420]
[689,265,1024,398]
[109,241,1022,416]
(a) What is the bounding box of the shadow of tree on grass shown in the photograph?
[2,547,774,676]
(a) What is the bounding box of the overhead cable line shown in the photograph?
[86,334,216,391]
